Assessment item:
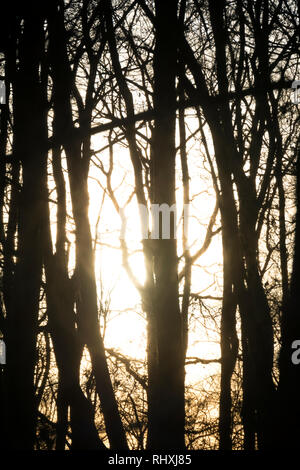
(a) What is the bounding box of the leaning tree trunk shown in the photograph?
[46,0,127,449]
[43,205,106,450]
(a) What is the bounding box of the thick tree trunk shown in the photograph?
[6,9,47,449]
[277,1,300,449]
[146,0,185,450]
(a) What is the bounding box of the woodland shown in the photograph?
[0,0,299,451]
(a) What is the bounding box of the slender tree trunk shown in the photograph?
[219,236,238,450]
[212,135,256,450]
[178,81,191,359]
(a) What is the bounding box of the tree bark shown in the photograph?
[147,0,185,449]
[219,238,238,450]
[6,7,47,449]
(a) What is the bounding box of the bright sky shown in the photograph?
[84,126,223,387]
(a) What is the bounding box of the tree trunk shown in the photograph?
[219,235,238,450]
[6,8,47,449]
[46,0,127,449]
[42,147,106,450]
[147,0,185,450]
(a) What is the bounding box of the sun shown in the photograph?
[86,141,223,385]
